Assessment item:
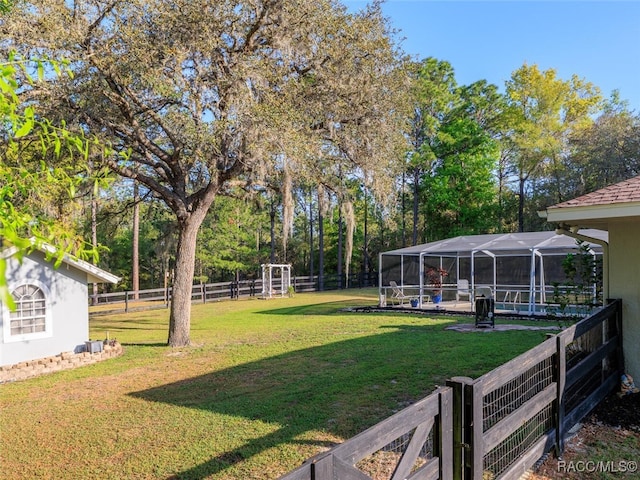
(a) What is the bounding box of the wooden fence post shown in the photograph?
[615,300,624,372]
[608,299,624,375]
[555,333,567,458]
[125,291,129,313]
[446,377,474,480]
[309,452,333,480]
[439,387,454,480]
[467,379,483,480]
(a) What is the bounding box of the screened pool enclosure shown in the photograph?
[379,230,607,314]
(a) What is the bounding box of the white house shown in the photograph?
[0,244,119,367]
[540,175,640,381]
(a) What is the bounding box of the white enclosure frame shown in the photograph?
[261,264,292,299]
[379,230,607,315]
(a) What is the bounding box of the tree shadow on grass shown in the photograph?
[254,300,378,316]
[130,320,546,480]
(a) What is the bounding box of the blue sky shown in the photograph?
[344,0,640,112]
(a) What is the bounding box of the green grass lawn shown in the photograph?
[0,290,556,480]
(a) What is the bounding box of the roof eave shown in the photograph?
[39,244,120,284]
[2,242,120,284]
[542,202,640,227]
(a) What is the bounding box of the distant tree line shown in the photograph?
[2,1,639,345]
[64,59,640,293]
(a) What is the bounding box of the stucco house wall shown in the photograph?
[541,175,640,382]
[608,221,640,379]
[0,247,118,367]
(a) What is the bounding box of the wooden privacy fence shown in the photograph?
[278,300,623,480]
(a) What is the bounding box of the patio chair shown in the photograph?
[455,279,472,305]
[389,280,418,306]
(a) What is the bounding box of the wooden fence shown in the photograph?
[279,387,453,480]
[278,299,623,480]
[89,272,378,313]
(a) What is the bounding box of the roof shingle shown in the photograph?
[550,175,640,209]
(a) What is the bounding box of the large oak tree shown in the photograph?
[2,0,408,346]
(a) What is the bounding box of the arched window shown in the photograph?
[9,284,47,336]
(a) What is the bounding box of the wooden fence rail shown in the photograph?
[449,299,622,480]
[279,387,453,480]
[278,300,623,480]
[89,273,378,313]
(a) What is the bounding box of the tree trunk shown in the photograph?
[412,168,420,246]
[91,192,98,305]
[270,198,276,264]
[401,169,406,247]
[168,210,208,347]
[497,155,506,232]
[518,177,525,233]
[337,205,343,289]
[318,207,324,291]
[308,189,314,277]
[363,189,368,280]
[132,180,140,299]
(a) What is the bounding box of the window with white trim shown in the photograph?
[9,284,47,336]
